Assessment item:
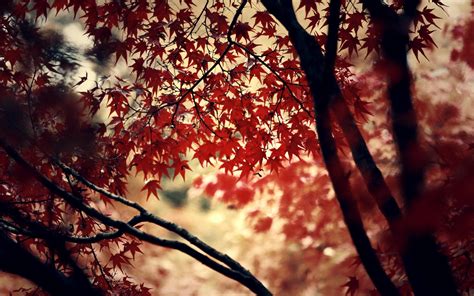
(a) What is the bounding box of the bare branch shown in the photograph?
[0,138,271,296]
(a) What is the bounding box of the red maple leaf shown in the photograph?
[141,179,161,200]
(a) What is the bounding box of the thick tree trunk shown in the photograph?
[262,1,403,227]
[362,1,459,294]
[0,229,102,296]
[261,0,459,295]
[261,1,399,294]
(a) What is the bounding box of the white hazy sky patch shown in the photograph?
[62,22,93,50]
[60,22,98,91]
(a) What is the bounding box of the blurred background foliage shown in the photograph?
[0,0,472,295]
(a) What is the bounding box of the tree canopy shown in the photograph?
[0,0,472,295]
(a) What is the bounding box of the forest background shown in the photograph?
[0,0,472,295]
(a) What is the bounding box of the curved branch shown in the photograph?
[239,7,403,226]
[53,158,269,293]
[260,1,399,294]
[0,138,271,296]
[152,0,249,123]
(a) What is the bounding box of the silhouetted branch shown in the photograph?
[54,158,262,277]
[232,41,313,117]
[361,1,459,294]
[0,138,271,296]
[261,0,399,294]
[0,229,101,296]
[153,0,249,125]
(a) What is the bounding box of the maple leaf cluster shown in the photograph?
[0,0,472,294]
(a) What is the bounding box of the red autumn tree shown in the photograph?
[0,0,472,295]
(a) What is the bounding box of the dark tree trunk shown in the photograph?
[261,1,399,294]
[0,229,102,296]
[362,1,459,294]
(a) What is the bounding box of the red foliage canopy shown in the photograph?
[0,0,472,294]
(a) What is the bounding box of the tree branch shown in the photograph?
[0,138,271,296]
[152,0,249,124]
[54,159,262,278]
[261,1,399,294]
[262,0,403,227]
[0,229,101,296]
[361,1,459,294]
